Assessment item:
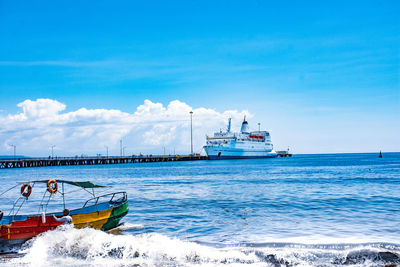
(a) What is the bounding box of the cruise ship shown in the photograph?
[203,118,277,159]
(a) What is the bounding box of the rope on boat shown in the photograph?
[38,184,48,214]
[13,197,26,218]
[5,183,34,217]
[0,184,19,197]
[44,191,54,213]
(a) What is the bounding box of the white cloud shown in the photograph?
[9,99,66,121]
[0,99,250,156]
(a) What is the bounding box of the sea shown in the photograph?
[0,153,399,266]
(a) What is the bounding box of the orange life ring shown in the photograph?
[21,184,32,198]
[47,179,58,194]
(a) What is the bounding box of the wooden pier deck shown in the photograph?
[0,155,208,169]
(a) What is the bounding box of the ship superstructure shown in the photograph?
[203,118,277,159]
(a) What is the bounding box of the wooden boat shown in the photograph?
[0,179,129,253]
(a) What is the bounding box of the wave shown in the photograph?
[5,227,400,266]
[115,222,145,231]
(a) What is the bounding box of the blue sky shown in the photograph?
[0,0,399,155]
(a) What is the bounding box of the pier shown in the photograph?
[276,150,293,157]
[0,155,208,169]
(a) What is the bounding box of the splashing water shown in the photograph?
[3,227,399,267]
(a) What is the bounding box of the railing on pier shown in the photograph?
[0,154,208,169]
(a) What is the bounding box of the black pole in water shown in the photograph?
[379,151,382,158]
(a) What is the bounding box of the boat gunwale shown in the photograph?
[1,200,129,236]
[1,205,127,230]
[1,191,127,220]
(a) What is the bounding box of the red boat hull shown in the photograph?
[0,216,62,241]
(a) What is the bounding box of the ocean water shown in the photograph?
[0,153,399,266]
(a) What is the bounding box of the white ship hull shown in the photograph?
[204,146,277,159]
[204,118,278,160]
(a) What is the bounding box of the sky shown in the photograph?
[0,0,399,156]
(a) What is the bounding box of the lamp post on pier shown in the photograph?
[190,111,193,156]
[105,146,109,158]
[51,145,56,158]
[10,144,16,160]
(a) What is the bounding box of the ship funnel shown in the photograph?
[227,118,231,132]
[240,116,249,133]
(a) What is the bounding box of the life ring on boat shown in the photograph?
[21,184,32,198]
[0,210,3,221]
[47,179,58,194]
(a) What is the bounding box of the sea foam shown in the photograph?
[6,227,400,267]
